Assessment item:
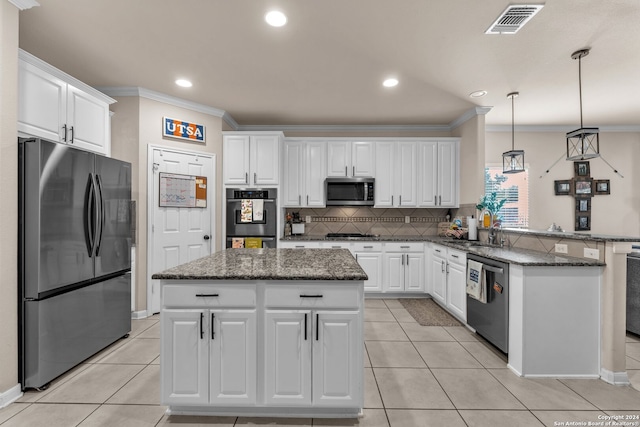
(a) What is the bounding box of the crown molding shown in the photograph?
[448,106,492,130]
[486,124,640,133]
[8,0,39,10]
[235,124,451,132]
[19,49,115,104]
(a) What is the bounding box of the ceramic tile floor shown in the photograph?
[2,299,640,426]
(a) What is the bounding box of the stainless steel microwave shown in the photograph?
[325,177,375,206]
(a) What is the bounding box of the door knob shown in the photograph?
[203,235,210,240]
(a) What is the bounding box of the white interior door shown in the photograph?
[149,147,215,314]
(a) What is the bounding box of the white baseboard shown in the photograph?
[0,384,23,409]
[131,310,149,319]
[600,368,631,385]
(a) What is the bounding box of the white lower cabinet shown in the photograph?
[383,243,424,292]
[265,310,360,407]
[161,281,363,416]
[430,244,466,322]
[161,309,257,406]
[353,250,383,292]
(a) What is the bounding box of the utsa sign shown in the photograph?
[163,117,206,143]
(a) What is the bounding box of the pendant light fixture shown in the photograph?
[566,48,599,160]
[502,91,525,174]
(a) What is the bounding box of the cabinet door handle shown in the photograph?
[331,245,342,249]
[391,195,394,206]
[345,166,348,177]
[435,249,441,253]
[401,245,410,249]
[300,294,323,298]
[69,126,74,143]
[307,195,309,205]
[245,172,248,184]
[254,172,257,184]
[196,293,219,297]
[407,255,410,265]
[441,260,445,272]
[200,312,204,339]
[399,195,402,205]
[401,254,405,265]
[355,254,358,261]
[364,245,373,249]
[439,195,442,205]
[316,313,319,341]
[299,195,301,205]
[451,254,459,258]
[211,313,215,340]
[62,124,68,142]
[295,245,305,249]
[304,313,308,340]
[434,195,437,205]
[352,166,355,176]
[446,262,450,274]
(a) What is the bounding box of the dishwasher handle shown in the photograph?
[483,265,504,274]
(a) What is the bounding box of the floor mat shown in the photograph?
[399,298,462,326]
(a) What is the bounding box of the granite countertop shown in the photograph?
[500,228,640,243]
[281,235,438,242]
[281,235,604,267]
[151,248,368,281]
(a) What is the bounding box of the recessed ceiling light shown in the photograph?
[175,79,192,88]
[469,90,487,98]
[383,78,399,88]
[265,10,287,27]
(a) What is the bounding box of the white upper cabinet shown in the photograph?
[18,50,114,156]
[418,140,459,208]
[374,141,417,207]
[327,141,374,177]
[223,133,281,186]
[283,140,326,207]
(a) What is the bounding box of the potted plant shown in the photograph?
[476,192,506,228]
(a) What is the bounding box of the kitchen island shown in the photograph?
[152,248,366,418]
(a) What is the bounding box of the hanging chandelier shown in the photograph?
[566,48,600,161]
[502,92,525,174]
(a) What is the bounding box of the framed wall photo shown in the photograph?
[595,179,610,195]
[554,180,572,195]
[576,214,591,231]
[575,197,591,212]
[574,161,590,177]
[574,179,593,195]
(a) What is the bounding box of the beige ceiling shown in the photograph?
[17,0,640,128]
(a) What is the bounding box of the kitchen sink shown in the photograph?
[447,240,489,249]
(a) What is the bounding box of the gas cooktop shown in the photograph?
[325,233,378,239]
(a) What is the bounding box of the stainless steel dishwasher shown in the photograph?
[466,253,509,353]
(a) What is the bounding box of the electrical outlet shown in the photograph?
[555,244,568,254]
[405,216,410,224]
[305,215,311,224]
[584,248,600,260]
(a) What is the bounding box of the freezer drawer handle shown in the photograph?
[300,294,323,298]
[196,293,220,297]
[483,265,504,274]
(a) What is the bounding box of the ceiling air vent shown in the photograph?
[485,5,544,34]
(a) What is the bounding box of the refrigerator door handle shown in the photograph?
[86,173,95,256]
[95,174,105,256]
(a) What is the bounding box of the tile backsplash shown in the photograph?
[288,204,477,237]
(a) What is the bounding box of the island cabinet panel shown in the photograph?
[209,310,257,404]
[313,312,360,407]
[161,310,210,405]
[264,311,312,406]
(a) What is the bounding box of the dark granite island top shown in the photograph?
[151,248,368,281]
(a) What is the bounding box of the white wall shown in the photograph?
[0,0,19,396]
[486,130,640,236]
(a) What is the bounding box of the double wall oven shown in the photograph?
[226,188,277,248]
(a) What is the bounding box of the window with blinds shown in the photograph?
[484,166,529,228]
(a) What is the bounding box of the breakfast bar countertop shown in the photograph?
[151,248,368,281]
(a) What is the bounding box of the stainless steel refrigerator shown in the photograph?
[18,137,132,390]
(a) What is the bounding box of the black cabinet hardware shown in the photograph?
[304,313,308,340]
[316,313,319,341]
[300,294,323,298]
[200,312,204,339]
[196,293,219,297]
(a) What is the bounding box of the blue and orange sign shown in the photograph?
[163,117,206,143]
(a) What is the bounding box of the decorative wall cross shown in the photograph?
[554,161,610,231]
